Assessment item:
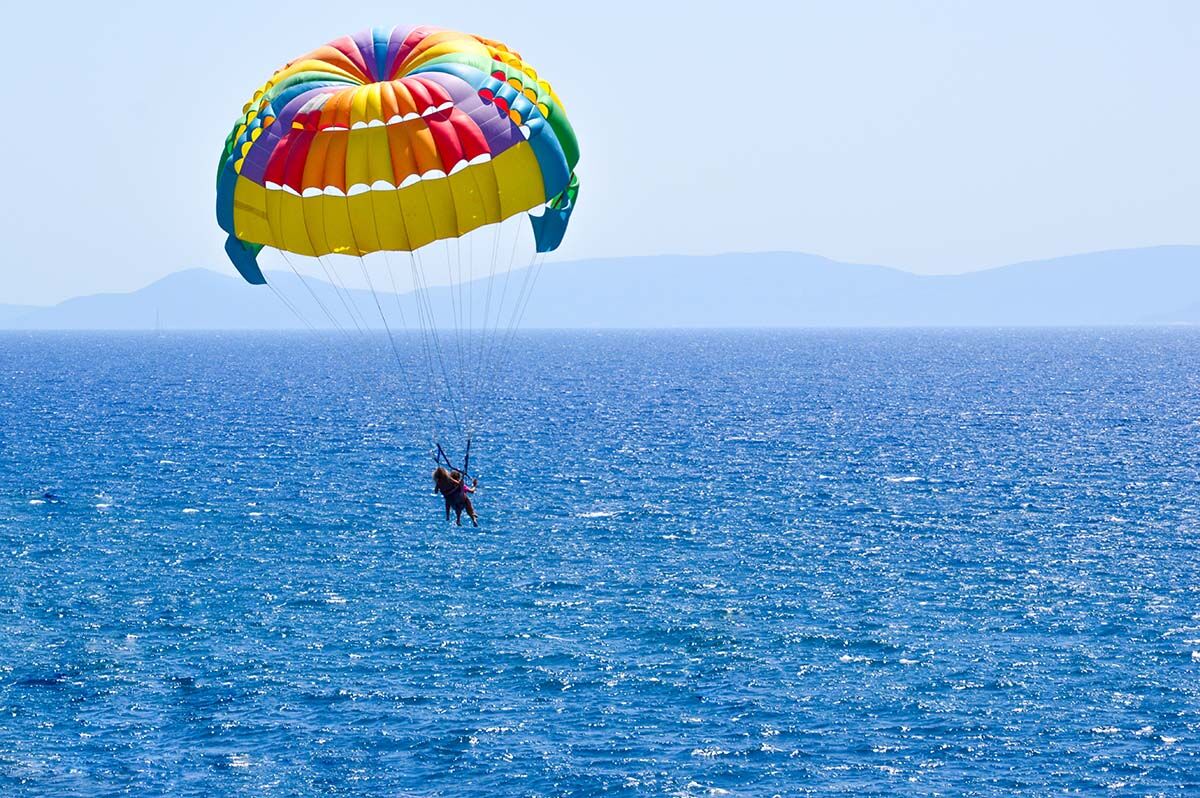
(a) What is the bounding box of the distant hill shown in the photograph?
[0,304,36,326]
[5,269,325,331]
[4,247,1200,329]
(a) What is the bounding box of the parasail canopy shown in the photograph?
[216,25,580,286]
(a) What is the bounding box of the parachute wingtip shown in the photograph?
[530,173,579,253]
[225,236,267,285]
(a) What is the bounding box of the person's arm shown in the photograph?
[465,479,477,494]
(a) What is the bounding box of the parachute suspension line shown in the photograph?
[266,279,317,333]
[477,219,515,404]
[479,221,532,396]
[385,251,438,441]
[377,251,411,333]
[511,253,549,334]
[401,250,442,456]
[413,309,451,467]
[379,250,438,438]
[277,250,351,339]
[466,231,475,385]
[465,239,478,440]
[402,251,439,409]
[404,140,466,443]
[460,234,476,438]
[452,236,473,438]
[358,178,436,439]
[449,239,464,427]
[355,253,418,403]
[443,239,468,432]
[468,218,506,417]
[497,251,549,380]
[472,216,508,407]
[411,247,464,436]
[409,248,444,392]
[454,157,492,435]
[477,215,525,399]
[315,254,368,335]
[312,255,362,328]
[336,258,374,333]
[487,247,542,393]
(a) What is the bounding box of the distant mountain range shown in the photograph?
[4,247,1200,329]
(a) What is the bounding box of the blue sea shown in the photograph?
[1,330,1198,796]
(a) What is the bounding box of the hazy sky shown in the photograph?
[2,0,1198,304]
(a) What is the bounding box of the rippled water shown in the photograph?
[1,330,1199,796]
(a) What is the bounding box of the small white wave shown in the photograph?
[885,475,922,483]
[672,784,731,798]
[95,503,111,509]
[182,508,199,514]
[690,747,729,759]
[576,510,616,518]
[28,499,44,505]
[228,754,251,768]
[325,593,348,605]
[1091,726,1120,735]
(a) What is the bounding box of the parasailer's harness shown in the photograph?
[434,438,473,480]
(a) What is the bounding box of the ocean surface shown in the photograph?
[1,329,1198,797]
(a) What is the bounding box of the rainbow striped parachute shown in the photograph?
[216,25,579,285]
[214,26,581,458]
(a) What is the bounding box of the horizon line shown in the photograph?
[7,243,1199,311]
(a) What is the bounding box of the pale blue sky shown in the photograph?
[2,0,1198,304]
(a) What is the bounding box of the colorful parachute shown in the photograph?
[216,25,579,285]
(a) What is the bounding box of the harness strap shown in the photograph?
[434,441,474,479]
[435,442,453,470]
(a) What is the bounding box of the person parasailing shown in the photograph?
[433,465,478,526]
[432,440,478,525]
[215,25,581,515]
